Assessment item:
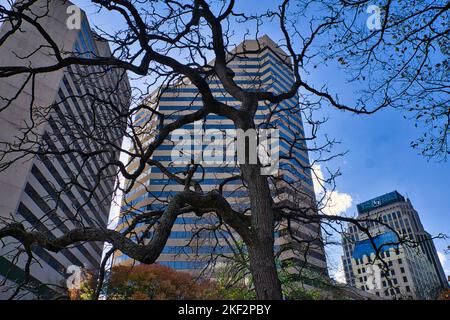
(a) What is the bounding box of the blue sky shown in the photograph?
[3,0,446,280]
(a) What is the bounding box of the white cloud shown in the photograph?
[312,164,353,216]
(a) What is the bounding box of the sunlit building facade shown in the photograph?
[114,36,327,276]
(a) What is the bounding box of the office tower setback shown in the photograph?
[341,191,447,299]
[0,0,130,298]
[114,36,327,277]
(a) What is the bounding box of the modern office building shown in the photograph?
[0,0,130,298]
[341,191,447,299]
[113,35,328,277]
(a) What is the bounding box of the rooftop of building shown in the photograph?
[356,191,406,215]
[140,34,293,112]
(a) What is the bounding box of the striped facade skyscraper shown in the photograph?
[0,0,130,298]
[114,36,327,276]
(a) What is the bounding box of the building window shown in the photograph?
[400,267,405,273]
[403,276,408,282]
[406,286,411,292]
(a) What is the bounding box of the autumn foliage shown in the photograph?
[105,264,218,300]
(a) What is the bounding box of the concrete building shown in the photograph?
[341,191,447,299]
[113,36,327,277]
[0,0,130,298]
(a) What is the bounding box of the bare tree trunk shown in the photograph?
[242,164,283,300]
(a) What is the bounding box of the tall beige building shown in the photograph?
[113,36,328,279]
[0,0,130,298]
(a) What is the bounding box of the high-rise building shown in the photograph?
[113,36,327,277]
[0,0,130,298]
[341,191,447,299]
